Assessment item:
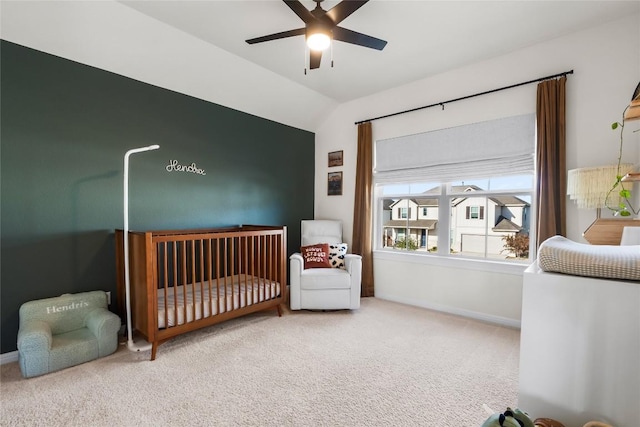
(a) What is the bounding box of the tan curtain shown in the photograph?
[536,77,567,246]
[353,122,374,297]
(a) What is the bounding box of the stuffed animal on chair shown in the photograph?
[481,408,535,427]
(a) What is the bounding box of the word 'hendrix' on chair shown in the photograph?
[289,220,362,310]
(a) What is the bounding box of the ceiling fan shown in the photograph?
[245,0,387,71]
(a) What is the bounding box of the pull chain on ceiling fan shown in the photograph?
[245,0,387,71]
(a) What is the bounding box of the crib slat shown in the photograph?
[273,234,278,299]
[250,236,256,304]
[244,236,249,306]
[207,238,213,317]
[182,240,188,325]
[198,239,204,320]
[191,240,197,323]
[261,237,264,301]
[172,242,178,326]
[215,237,221,315]
[230,237,234,313]
[260,235,266,301]
[215,238,219,315]
[223,237,229,314]
[162,242,169,329]
[261,235,266,300]
[264,235,270,300]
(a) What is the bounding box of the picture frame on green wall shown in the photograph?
[328,172,342,196]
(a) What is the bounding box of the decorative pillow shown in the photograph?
[328,243,348,269]
[301,243,331,269]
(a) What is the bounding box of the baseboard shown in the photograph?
[1,351,19,365]
[375,294,521,329]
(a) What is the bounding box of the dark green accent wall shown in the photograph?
[0,40,315,354]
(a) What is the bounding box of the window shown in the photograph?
[398,207,411,219]
[377,176,533,261]
[374,114,535,263]
[466,206,484,220]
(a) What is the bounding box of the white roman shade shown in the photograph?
[374,114,535,183]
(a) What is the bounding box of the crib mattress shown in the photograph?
[156,275,281,328]
[538,235,640,281]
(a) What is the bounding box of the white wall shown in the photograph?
[315,14,640,326]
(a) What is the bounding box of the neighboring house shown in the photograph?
[383,185,530,257]
[384,197,438,249]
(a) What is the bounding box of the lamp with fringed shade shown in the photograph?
[567,164,634,209]
[567,163,638,244]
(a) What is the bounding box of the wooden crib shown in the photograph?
[115,225,287,360]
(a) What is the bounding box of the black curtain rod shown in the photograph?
[354,69,574,125]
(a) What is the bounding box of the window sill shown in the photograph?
[373,249,530,276]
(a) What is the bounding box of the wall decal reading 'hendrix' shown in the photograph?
[166,160,206,176]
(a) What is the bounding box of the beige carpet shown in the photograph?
[0,298,520,426]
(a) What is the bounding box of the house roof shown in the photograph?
[422,185,482,195]
[382,199,395,210]
[413,198,438,207]
[488,196,529,206]
[492,217,523,232]
[423,185,531,208]
[388,191,530,209]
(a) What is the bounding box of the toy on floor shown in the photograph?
[481,407,535,427]
[533,418,565,427]
[481,406,614,427]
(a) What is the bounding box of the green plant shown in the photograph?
[605,109,639,217]
[394,236,419,250]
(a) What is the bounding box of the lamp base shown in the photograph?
[621,172,640,182]
[583,218,640,245]
[127,339,152,353]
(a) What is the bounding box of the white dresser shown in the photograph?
[518,262,640,427]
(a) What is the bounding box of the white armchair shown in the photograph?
[289,220,362,310]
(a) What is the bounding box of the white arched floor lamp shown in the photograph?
[123,145,159,352]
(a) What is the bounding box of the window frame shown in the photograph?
[374,178,536,265]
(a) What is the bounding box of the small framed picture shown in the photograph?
[328,150,343,167]
[328,172,343,196]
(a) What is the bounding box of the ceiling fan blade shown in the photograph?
[333,26,387,50]
[283,0,315,24]
[309,50,322,69]
[325,0,369,25]
[246,28,305,45]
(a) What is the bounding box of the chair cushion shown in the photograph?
[301,220,342,246]
[49,328,99,373]
[300,268,352,290]
[328,243,347,269]
[301,243,331,269]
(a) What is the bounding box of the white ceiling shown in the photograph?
[120,0,640,103]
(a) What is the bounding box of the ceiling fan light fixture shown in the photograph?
[245,0,387,70]
[306,31,331,51]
